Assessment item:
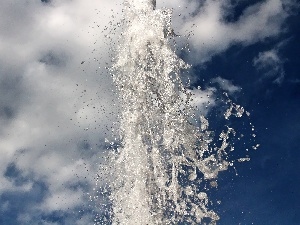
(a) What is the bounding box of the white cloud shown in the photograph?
[0,0,122,223]
[41,188,85,211]
[211,77,240,94]
[189,87,216,113]
[253,49,285,84]
[158,0,295,64]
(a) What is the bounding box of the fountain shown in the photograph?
[97,1,251,224]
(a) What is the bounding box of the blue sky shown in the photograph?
[0,0,299,224]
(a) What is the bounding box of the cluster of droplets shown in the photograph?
[93,1,258,224]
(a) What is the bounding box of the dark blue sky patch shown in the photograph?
[77,139,103,159]
[0,180,48,224]
[0,75,24,121]
[0,106,15,120]
[41,210,66,224]
[4,162,29,186]
[188,0,207,18]
[281,16,300,78]
[67,180,89,193]
[14,209,88,225]
[186,10,300,224]
[41,0,51,4]
[222,0,266,23]
[39,51,68,67]
[78,140,91,151]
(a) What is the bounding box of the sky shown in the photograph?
[0,0,299,224]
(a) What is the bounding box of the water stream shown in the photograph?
[99,1,249,224]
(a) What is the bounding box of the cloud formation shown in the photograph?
[0,0,122,223]
[159,0,296,64]
[253,49,285,84]
[211,77,240,94]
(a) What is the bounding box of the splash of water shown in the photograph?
[100,1,249,224]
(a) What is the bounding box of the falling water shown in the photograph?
[99,0,250,224]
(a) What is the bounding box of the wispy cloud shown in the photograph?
[211,77,240,94]
[253,49,285,84]
[159,0,296,64]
